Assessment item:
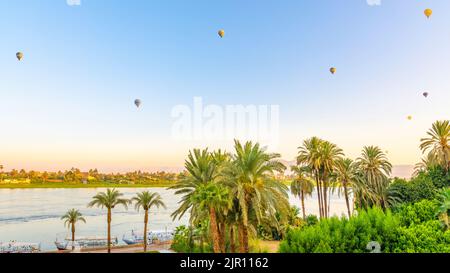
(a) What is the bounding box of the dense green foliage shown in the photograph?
[171,225,212,253]
[280,200,450,253]
[389,176,438,205]
[0,168,182,186]
[280,208,399,253]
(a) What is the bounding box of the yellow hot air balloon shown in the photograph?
[218,29,225,38]
[330,67,336,75]
[16,52,23,61]
[424,9,433,19]
[407,116,413,121]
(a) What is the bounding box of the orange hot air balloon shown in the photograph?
[424,9,433,19]
[218,29,225,38]
[330,67,336,75]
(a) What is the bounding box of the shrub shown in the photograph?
[279,208,399,253]
[305,215,319,226]
[389,176,438,205]
[392,220,450,253]
[396,200,439,226]
[279,203,450,253]
[425,166,450,189]
[171,225,212,253]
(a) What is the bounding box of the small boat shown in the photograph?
[122,230,174,245]
[55,235,118,251]
[0,242,41,253]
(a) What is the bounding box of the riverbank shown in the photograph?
[0,182,176,189]
[46,242,174,253]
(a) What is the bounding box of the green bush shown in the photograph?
[279,208,399,253]
[279,203,450,253]
[396,200,439,226]
[171,225,212,253]
[305,215,319,226]
[424,166,450,189]
[389,176,438,205]
[392,220,450,253]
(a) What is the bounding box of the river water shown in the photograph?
[0,187,348,251]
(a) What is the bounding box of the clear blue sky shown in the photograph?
[0,0,449,172]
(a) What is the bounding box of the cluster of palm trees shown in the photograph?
[170,140,290,253]
[291,120,450,220]
[292,137,393,219]
[61,189,166,253]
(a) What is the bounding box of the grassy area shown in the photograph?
[0,181,176,189]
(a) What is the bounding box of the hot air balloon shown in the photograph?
[134,99,142,108]
[423,92,429,98]
[424,9,433,19]
[330,67,336,75]
[407,116,413,121]
[218,29,225,38]
[16,52,23,61]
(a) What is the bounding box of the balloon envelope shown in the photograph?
[218,30,225,38]
[330,67,336,74]
[424,9,432,18]
[16,52,23,61]
[134,99,142,108]
[423,92,429,98]
[407,116,412,120]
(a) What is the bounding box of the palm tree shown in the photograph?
[190,183,231,253]
[420,120,450,171]
[131,191,166,252]
[170,149,219,223]
[61,209,86,250]
[437,188,450,229]
[225,140,289,253]
[290,165,314,219]
[335,158,358,218]
[88,189,129,253]
[171,148,232,252]
[356,146,392,209]
[414,152,440,175]
[297,137,343,218]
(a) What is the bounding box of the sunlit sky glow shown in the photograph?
[0,0,449,172]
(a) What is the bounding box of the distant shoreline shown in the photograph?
[0,182,175,189]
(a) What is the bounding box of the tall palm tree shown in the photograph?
[290,165,314,219]
[420,120,450,171]
[131,191,166,252]
[88,189,129,253]
[335,158,358,218]
[190,183,231,253]
[356,146,392,209]
[61,209,86,250]
[225,140,289,253]
[171,148,232,252]
[297,137,343,218]
[170,149,219,223]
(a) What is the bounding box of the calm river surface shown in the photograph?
[0,188,348,251]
